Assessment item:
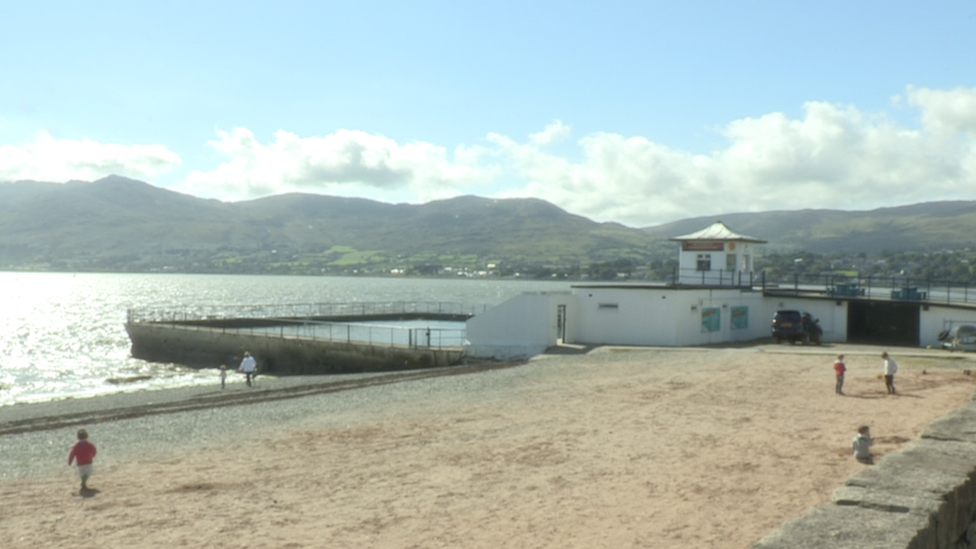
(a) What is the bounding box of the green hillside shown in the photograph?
[2,175,975,276]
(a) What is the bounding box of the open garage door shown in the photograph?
[847,301,920,347]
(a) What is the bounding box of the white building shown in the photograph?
[463,221,976,360]
[671,221,765,286]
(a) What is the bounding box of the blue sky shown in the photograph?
[2,1,975,227]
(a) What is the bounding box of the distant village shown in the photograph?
[16,246,973,286]
[335,249,974,285]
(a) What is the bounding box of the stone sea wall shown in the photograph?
[751,397,976,549]
[125,322,464,374]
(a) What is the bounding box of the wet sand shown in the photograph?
[2,344,975,548]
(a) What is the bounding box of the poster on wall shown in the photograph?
[731,306,749,330]
[701,308,720,332]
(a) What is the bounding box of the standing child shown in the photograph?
[852,425,874,464]
[882,351,898,394]
[68,428,97,491]
[833,354,846,395]
[220,365,227,389]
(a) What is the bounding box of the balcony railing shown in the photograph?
[664,268,974,306]
[758,272,974,306]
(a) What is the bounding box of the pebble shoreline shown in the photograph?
[0,359,548,481]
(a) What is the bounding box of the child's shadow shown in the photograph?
[77,487,100,498]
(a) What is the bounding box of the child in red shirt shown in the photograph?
[68,428,97,491]
[834,354,846,395]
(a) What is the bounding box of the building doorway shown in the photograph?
[557,304,567,344]
[847,301,920,347]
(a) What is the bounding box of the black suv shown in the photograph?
[771,310,822,345]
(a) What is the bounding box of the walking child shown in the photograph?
[68,428,97,491]
[833,354,846,395]
[852,425,874,464]
[239,351,257,387]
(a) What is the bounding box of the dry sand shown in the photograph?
[3,344,976,548]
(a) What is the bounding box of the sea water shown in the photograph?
[0,272,570,407]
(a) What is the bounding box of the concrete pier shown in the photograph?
[125,303,472,374]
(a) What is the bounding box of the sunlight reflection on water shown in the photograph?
[0,272,569,406]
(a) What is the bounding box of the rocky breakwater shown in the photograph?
[752,397,976,549]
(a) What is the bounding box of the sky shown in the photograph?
[1,1,975,228]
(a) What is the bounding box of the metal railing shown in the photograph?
[663,268,975,306]
[668,267,756,287]
[126,301,474,349]
[134,316,465,350]
[758,272,975,306]
[127,301,489,324]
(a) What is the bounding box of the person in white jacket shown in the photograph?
[882,351,898,394]
[239,351,257,387]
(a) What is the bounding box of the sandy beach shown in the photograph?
[2,343,976,548]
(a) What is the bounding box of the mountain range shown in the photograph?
[1,175,975,274]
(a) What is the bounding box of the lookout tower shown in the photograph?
[670,221,766,286]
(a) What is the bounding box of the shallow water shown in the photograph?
[0,272,569,406]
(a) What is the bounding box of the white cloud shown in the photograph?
[491,130,717,224]
[486,91,976,226]
[179,128,495,202]
[0,131,180,182]
[528,120,572,146]
[906,85,976,134]
[176,96,974,225]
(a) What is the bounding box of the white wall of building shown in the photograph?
[570,286,767,346]
[464,286,976,361]
[673,288,767,346]
[920,306,976,348]
[464,292,576,360]
[677,242,759,286]
[571,286,678,346]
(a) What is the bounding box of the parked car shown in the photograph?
[938,324,976,352]
[771,310,822,345]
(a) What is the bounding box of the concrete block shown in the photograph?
[755,402,976,549]
[750,504,935,549]
[843,439,976,499]
[832,438,976,549]
[922,403,976,444]
[964,521,976,548]
[833,485,938,514]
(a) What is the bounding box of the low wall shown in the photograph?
[464,342,549,361]
[126,323,464,375]
[176,312,471,329]
[751,396,976,549]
